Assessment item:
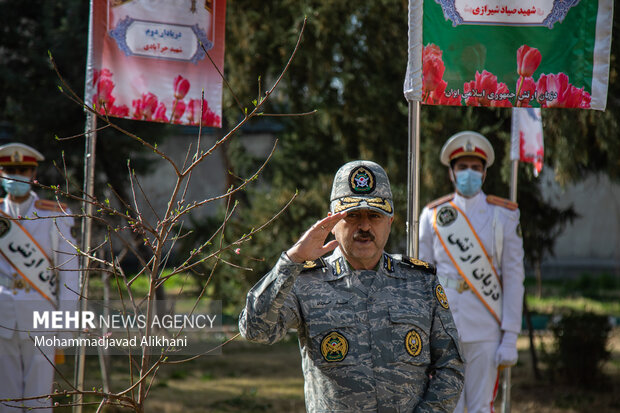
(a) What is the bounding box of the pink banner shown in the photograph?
[85,0,226,127]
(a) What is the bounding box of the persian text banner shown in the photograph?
[404,0,613,110]
[85,0,226,126]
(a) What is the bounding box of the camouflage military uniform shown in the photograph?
[239,247,464,413]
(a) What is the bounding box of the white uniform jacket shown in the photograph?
[0,192,78,340]
[419,191,525,343]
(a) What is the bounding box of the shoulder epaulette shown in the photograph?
[399,256,436,275]
[486,195,518,211]
[301,257,327,272]
[35,199,68,212]
[426,193,455,210]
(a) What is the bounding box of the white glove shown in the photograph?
[495,331,519,367]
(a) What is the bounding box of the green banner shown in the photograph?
[407,1,613,110]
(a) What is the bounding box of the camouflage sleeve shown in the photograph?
[238,252,303,344]
[415,281,465,412]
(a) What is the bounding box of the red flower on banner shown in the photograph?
[516,45,542,78]
[172,100,186,124]
[427,80,462,106]
[132,92,159,120]
[421,44,461,106]
[422,44,445,93]
[92,68,118,114]
[97,77,115,103]
[110,105,129,118]
[515,76,536,107]
[187,99,199,125]
[154,102,169,122]
[536,73,591,108]
[463,70,512,107]
[187,98,221,127]
[173,75,191,100]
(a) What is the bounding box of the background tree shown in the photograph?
[200,0,615,311]
[1,0,617,312]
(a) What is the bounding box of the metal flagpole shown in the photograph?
[500,158,519,413]
[74,1,97,411]
[74,113,96,413]
[406,100,421,258]
[403,0,422,258]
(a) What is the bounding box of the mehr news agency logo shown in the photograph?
[25,300,222,355]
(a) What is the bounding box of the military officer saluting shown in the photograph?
[0,143,78,412]
[240,160,464,412]
[418,132,525,413]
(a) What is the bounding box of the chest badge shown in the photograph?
[436,206,457,227]
[321,331,349,362]
[405,329,423,357]
[435,284,450,309]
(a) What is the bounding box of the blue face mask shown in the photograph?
[2,174,32,197]
[454,169,483,197]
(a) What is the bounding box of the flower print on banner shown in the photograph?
[173,75,190,100]
[536,72,591,109]
[187,98,221,127]
[420,43,593,108]
[172,100,186,124]
[422,44,445,92]
[421,44,461,106]
[516,45,542,78]
[515,76,537,107]
[91,68,129,117]
[463,70,512,107]
[132,92,159,121]
[154,102,169,123]
[171,75,190,124]
[89,68,223,124]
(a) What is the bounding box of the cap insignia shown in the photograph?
[465,141,474,152]
[405,329,422,357]
[11,151,23,163]
[321,331,349,362]
[349,166,375,194]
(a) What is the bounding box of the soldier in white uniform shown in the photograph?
[0,143,78,412]
[418,132,525,413]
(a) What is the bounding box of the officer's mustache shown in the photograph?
[353,230,375,242]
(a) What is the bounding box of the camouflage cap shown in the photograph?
[330,160,393,216]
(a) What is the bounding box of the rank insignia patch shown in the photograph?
[435,284,450,309]
[405,329,422,357]
[437,206,458,227]
[332,257,344,276]
[383,253,394,273]
[349,166,375,194]
[321,331,349,362]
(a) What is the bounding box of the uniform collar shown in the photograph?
[453,190,485,212]
[3,191,37,219]
[324,248,393,281]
